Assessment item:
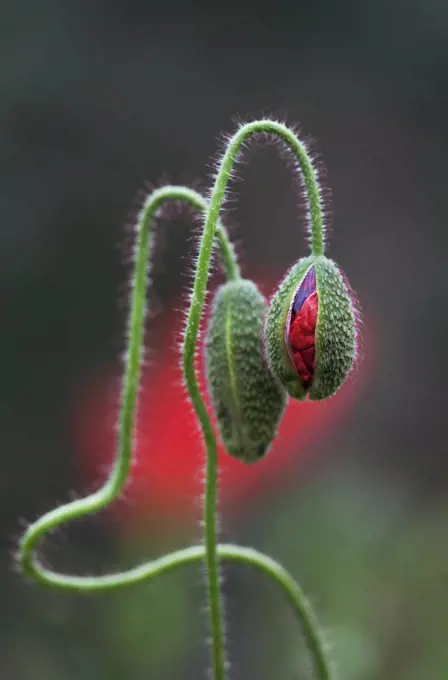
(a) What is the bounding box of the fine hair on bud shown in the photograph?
[263,255,358,401]
[205,278,287,463]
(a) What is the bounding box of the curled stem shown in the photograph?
[20,185,238,577]
[216,119,325,257]
[20,543,332,680]
[19,120,335,680]
[181,121,331,680]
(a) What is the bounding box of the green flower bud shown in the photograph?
[263,255,358,401]
[205,279,287,463]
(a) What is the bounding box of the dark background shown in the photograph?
[2,1,447,679]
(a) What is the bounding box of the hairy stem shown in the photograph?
[19,543,333,680]
[181,120,328,680]
[215,119,325,257]
[19,185,238,580]
[19,120,335,680]
[182,247,227,678]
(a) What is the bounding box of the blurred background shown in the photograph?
[1,1,447,678]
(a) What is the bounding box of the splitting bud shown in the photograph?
[205,279,287,463]
[263,255,357,401]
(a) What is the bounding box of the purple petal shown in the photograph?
[292,266,316,316]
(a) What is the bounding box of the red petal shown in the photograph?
[288,291,318,384]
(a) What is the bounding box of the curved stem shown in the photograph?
[181,120,327,680]
[19,119,334,680]
[182,221,227,678]
[214,219,240,281]
[19,185,239,579]
[215,119,325,257]
[21,543,333,680]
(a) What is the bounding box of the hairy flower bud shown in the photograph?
[205,279,287,463]
[263,255,357,401]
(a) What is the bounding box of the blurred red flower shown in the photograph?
[74,276,367,524]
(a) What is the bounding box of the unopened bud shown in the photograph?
[263,255,358,400]
[205,279,287,463]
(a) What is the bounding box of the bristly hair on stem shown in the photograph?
[17,121,337,680]
[211,118,327,257]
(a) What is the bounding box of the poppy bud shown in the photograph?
[263,255,358,401]
[205,279,287,463]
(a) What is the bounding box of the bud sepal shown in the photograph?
[263,255,357,401]
[205,279,287,463]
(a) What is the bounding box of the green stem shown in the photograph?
[19,185,238,574]
[182,266,227,677]
[214,119,325,257]
[182,120,327,680]
[19,120,334,680]
[20,543,333,680]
